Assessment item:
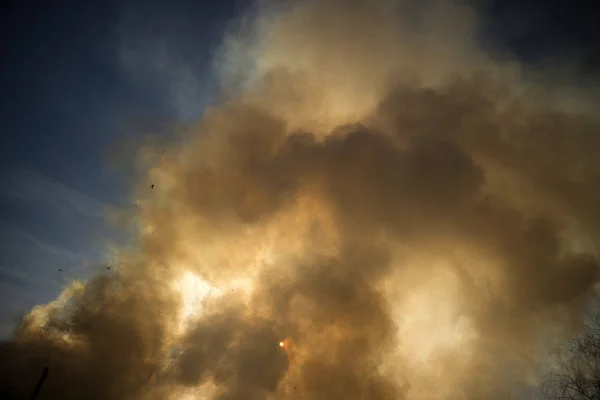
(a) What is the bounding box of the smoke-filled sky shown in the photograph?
[0,0,242,337]
[1,0,600,399]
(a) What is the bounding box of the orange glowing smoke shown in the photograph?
[278,339,291,350]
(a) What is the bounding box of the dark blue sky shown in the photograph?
[0,0,598,338]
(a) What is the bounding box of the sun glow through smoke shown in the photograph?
[175,271,220,321]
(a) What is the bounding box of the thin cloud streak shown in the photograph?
[1,222,88,262]
[0,266,61,291]
[0,168,106,220]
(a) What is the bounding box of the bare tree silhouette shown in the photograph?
[542,312,600,400]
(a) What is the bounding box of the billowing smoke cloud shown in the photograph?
[2,0,600,399]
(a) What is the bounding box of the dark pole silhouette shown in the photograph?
[29,366,48,400]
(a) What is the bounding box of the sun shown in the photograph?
[278,339,291,350]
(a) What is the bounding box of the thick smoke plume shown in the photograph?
[2,0,600,399]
